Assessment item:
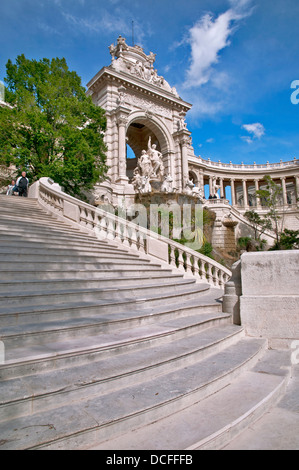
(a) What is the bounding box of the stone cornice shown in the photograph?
[87,67,192,113]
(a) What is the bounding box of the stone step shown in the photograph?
[0,273,186,294]
[0,212,83,230]
[0,259,162,277]
[0,287,216,348]
[0,277,198,309]
[0,234,121,251]
[0,226,104,244]
[0,324,244,423]
[0,337,267,450]
[0,243,133,257]
[0,306,229,380]
[0,251,149,264]
[88,350,291,451]
[0,266,175,282]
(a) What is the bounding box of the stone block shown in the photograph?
[240,251,299,348]
[241,251,299,296]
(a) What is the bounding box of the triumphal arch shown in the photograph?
[87,36,299,248]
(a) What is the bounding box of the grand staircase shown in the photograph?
[0,195,291,450]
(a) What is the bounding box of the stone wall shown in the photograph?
[240,251,299,349]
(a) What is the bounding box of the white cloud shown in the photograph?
[242,122,265,141]
[183,0,253,89]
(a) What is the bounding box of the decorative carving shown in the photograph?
[108,36,177,95]
[133,137,165,193]
[161,174,174,193]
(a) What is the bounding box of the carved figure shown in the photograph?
[185,178,194,195]
[138,150,152,178]
[161,174,174,193]
[212,176,220,198]
[140,176,151,193]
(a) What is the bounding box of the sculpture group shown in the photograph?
[132,137,168,193]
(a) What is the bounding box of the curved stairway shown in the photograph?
[0,195,291,450]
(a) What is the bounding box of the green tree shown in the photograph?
[275,229,299,250]
[244,210,272,243]
[0,54,108,198]
[256,175,284,247]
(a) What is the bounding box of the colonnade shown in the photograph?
[206,174,299,209]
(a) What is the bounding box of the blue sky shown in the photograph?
[0,0,298,165]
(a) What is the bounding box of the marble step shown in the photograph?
[0,337,267,450]
[0,251,150,265]
[89,350,291,451]
[0,307,229,380]
[0,324,244,422]
[0,243,133,257]
[0,266,176,282]
[0,289,217,348]
[0,277,198,309]
[0,273,186,294]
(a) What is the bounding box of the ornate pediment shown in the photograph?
[109,36,179,97]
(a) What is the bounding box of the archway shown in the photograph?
[125,113,175,183]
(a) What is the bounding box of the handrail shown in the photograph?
[33,177,232,288]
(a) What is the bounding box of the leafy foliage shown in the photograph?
[256,175,283,245]
[272,229,299,250]
[0,54,108,198]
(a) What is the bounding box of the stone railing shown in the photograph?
[191,156,298,171]
[30,177,232,289]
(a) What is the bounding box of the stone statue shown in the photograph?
[138,150,152,178]
[185,178,194,195]
[147,137,164,179]
[161,174,174,193]
[212,176,220,199]
[133,137,165,193]
[132,167,143,192]
[140,176,151,194]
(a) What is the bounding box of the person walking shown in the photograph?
[16,171,29,197]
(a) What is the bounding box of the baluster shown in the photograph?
[193,255,202,281]
[185,252,193,276]
[214,267,220,288]
[130,226,138,251]
[122,223,131,247]
[106,216,115,240]
[177,249,185,272]
[169,245,177,268]
[206,263,213,285]
[86,210,94,229]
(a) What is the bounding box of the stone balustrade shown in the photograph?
[31,177,232,289]
[192,156,298,171]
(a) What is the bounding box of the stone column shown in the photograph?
[242,179,248,208]
[281,177,288,206]
[231,179,236,207]
[255,179,261,208]
[220,178,225,199]
[209,176,213,197]
[174,128,192,193]
[116,114,129,184]
[181,139,189,188]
